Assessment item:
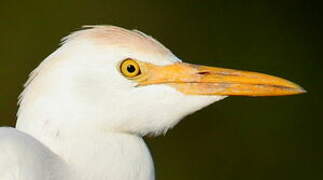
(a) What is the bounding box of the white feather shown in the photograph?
[1,26,225,180]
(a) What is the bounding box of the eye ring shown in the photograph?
[120,59,141,78]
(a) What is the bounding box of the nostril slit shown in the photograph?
[197,71,210,75]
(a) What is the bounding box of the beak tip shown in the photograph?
[283,80,306,95]
[297,87,307,94]
[289,84,306,95]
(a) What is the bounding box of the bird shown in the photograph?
[0,25,305,180]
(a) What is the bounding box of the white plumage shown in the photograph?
[0,26,303,180]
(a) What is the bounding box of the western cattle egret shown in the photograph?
[0,26,304,180]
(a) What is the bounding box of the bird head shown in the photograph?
[17,26,305,136]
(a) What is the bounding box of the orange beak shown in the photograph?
[136,62,305,96]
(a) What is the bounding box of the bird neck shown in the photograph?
[17,119,155,180]
[58,132,155,180]
[16,90,155,179]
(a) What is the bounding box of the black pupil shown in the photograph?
[127,64,136,73]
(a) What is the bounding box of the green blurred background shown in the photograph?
[1,0,322,179]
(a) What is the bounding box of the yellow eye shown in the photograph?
[120,59,141,78]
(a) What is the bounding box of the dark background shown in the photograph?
[1,0,322,179]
